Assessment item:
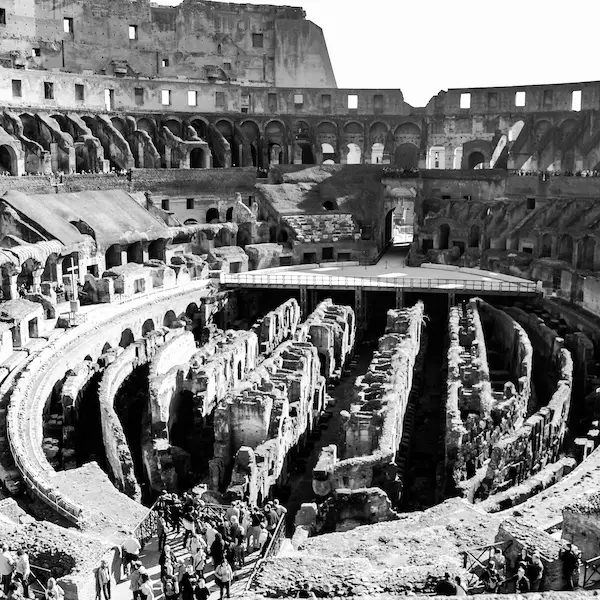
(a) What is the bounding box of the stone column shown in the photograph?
[50,142,59,173]
[142,243,150,263]
[354,288,366,333]
[120,247,128,266]
[32,267,44,294]
[395,288,404,309]
[299,286,308,318]
[448,291,456,310]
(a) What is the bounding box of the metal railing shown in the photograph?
[221,272,539,294]
[132,500,160,549]
[244,514,287,592]
[583,554,600,589]
[462,541,510,589]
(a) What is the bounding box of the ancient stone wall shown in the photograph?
[214,300,355,502]
[251,298,301,355]
[97,327,178,500]
[478,306,573,497]
[295,299,355,380]
[313,302,423,502]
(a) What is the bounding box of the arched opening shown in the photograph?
[323,201,335,211]
[237,361,242,381]
[468,151,485,169]
[206,207,220,223]
[105,245,122,269]
[101,342,112,354]
[394,144,419,169]
[186,302,198,319]
[321,143,336,164]
[439,224,450,250]
[540,234,553,258]
[469,225,480,248]
[163,310,177,328]
[190,148,205,169]
[137,118,156,143]
[164,119,181,137]
[110,118,127,136]
[226,207,234,222]
[190,119,208,140]
[277,229,289,243]
[269,143,283,165]
[384,209,394,246]
[148,239,166,262]
[558,235,573,263]
[578,237,595,270]
[141,319,155,336]
[371,143,384,165]
[0,145,16,175]
[346,143,362,165]
[184,218,199,226]
[126,242,143,264]
[119,328,134,348]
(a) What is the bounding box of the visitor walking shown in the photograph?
[44,578,65,600]
[214,559,233,600]
[95,559,112,600]
[527,553,544,591]
[559,542,580,590]
[14,549,31,599]
[0,544,15,596]
[121,533,141,577]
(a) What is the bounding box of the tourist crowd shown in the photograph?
[511,169,600,179]
[433,541,582,596]
[0,543,64,599]
[104,491,288,600]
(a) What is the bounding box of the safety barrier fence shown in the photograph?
[461,540,512,590]
[244,514,286,592]
[221,273,539,294]
[583,554,600,589]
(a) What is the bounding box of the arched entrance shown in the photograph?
[206,208,219,223]
[469,225,480,248]
[190,148,205,168]
[439,224,450,250]
[0,145,16,175]
[105,245,122,269]
[468,151,485,169]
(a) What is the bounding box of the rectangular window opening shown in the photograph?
[321,94,331,110]
[161,58,169,68]
[322,247,334,261]
[347,94,358,110]
[487,92,498,108]
[161,199,170,211]
[32,48,41,57]
[161,89,171,106]
[134,87,144,106]
[223,61,232,71]
[527,197,536,210]
[104,88,114,111]
[44,82,54,100]
[186,198,195,210]
[241,93,250,114]
[515,91,526,107]
[294,93,304,108]
[215,91,226,109]
[75,83,84,101]
[63,17,73,34]
[572,90,582,112]
[373,94,384,111]
[187,90,197,106]
[267,93,277,112]
[11,80,22,98]
[0,9,6,25]
[460,93,471,109]
[252,33,264,48]
[129,25,138,40]
[543,89,553,106]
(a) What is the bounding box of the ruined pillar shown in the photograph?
[309,289,318,315]
[50,142,59,173]
[68,147,76,173]
[354,288,366,332]
[142,243,150,263]
[395,288,404,309]
[299,286,308,317]
[120,248,128,266]
[31,268,44,294]
[448,291,456,310]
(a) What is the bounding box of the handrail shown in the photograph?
[583,553,600,588]
[244,513,286,592]
[220,272,538,294]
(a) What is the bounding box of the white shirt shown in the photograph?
[0,551,14,576]
[122,537,141,555]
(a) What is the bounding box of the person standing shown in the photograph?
[95,559,112,600]
[44,578,64,600]
[214,559,233,600]
[559,542,580,590]
[0,544,15,596]
[14,549,31,599]
[527,553,544,592]
[454,576,467,596]
[139,573,154,600]
[121,533,141,578]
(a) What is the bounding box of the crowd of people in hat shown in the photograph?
[104,492,287,600]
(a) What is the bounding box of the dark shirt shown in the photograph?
[560,549,579,571]
[435,579,457,596]
[194,586,210,600]
[527,562,543,581]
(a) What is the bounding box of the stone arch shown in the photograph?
[371,143,385,164]
[265,120,286,164]
[190,147,206,168]
[558,234,573,263]
[559,119,578,144]
[126,241,143,264]
[0,144,17,175]
[119,328,134,348]
[184,218,199,226]
[277,229,289,243]
[226,207,234,222]
[206,207,220,223]
[438,224,450,250]
[164,119,181,137]
[110,117,127,136]
[370,122,388,144]
[394,143,418,169]
[469,224,480,248]
[185,303,199,319]
[317,121,337,162]
[101,342,112,354]
[539,233,553,258]
[241,120,261,167]
[395,122,421,137]
[105,244,122,269]
[578,236,595,270]
[468,151,485,169]
[346,143,362,165]
[148,239,167,262]
[141,319,155,336]
[190,118,208,140]
[137,118,157,145]
[534,120,553,145]
[163,310,177,328]
[585,150,600,171]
